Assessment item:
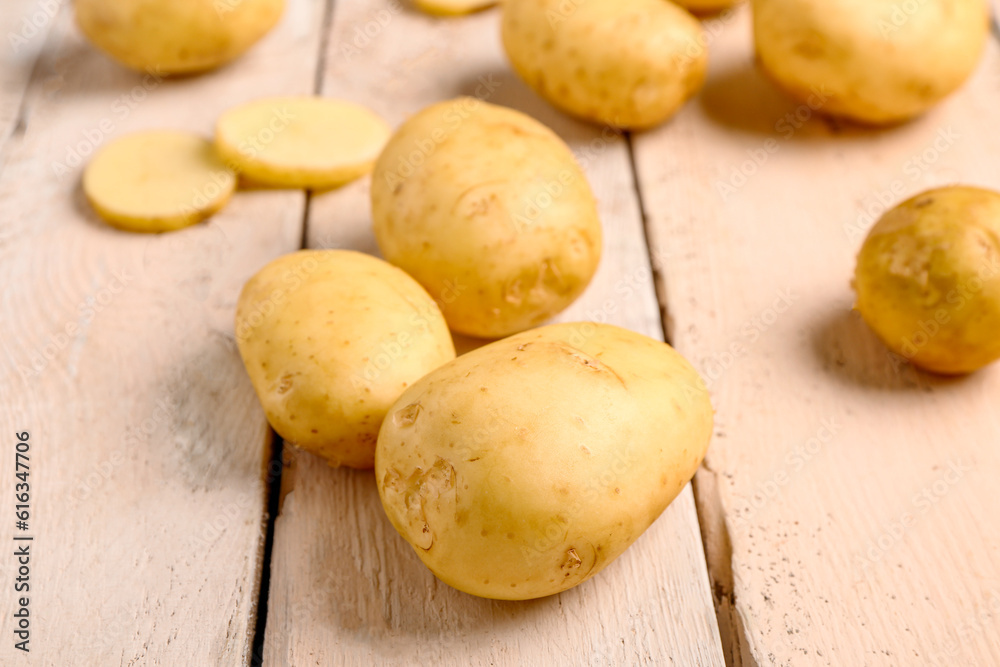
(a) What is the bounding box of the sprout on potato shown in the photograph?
[854,186,1000,374]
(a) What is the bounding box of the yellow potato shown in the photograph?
[413,0,496,16]
[75,0,284,74]
[501,0,708,129]
[753,0,990,124]
[854,186,1000,374]
[376,322,713,600]
[371,98,602,339]
[83,131,236,233]
[235,250,455,468]
[215,97,391,189]
[674,0,741,13]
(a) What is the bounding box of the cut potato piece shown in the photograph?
[215,97,391,189]
[413,0,497,16]
[83,131,236,233]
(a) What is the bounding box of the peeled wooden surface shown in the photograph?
[634,6,1000,666]
[0,1,324,663]
[262,2,724,665]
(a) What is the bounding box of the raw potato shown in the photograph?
[753,0,990,124]
[235,250,455,468]
[501,0,708,129]
[854,186,1000,374]
[413,0,497,16]
[83,131,236,233]
[376,322,714,600]
[673,0,742,13]
[371,98,602,339]
[75,0,284,74]
[215,97,391,189]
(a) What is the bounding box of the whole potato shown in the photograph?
[753,0,989,124]
[854,186,1000,374]
[501,0,708,129]
[371,98,602,339]
[375,322,713,600]
[235,250,455,468]
[75,0,285,74]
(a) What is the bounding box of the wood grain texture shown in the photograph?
[263,2,725,665]
[0,1,324,663]
[634,6,1000,666]
[0,0,57,165]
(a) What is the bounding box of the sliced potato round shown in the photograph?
[413,0,497,16]
[83,131,236,233]
[215,97,391,189]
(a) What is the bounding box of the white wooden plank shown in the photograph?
[0,1,325,663]
[0,0,59,165]
[634,6,1000,666]
[263,3,724,665]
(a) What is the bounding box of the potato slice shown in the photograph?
[215,97,391,189]
[413,0,497,16]
[83,131,236,233]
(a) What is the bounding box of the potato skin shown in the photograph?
[235,250,455,468]
[854,186,1000,374]
[753,0,989,124]
[501,0,708,129]
[371,98,602,339]
[674,0,742,13]
[375,322,713,600]
[75,0,285,74]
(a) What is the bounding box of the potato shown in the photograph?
[854,186,1000,374]
[215,97,390,189]
[376,322,713,600]
[413,0,496,16]
[75,0,284,74]
[83,131,236,233]
[753,0,989,124]
[501,0,708,129]
[371,98,602,339]
[235,250,455,468]
[673,0,742,14]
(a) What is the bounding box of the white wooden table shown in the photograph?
[0,1,997,665]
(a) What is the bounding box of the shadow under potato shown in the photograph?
[809,304,967,392]
[293,456,559,651]
[698,59,902,142]
[451,68,621,146]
